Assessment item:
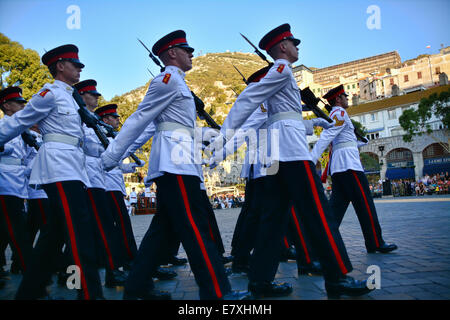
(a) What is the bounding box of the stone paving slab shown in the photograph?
[1,195,449,300]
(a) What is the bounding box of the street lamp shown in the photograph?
[378,145,385,166]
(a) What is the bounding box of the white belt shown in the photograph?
[0,156,23,166]
[262,111,302,129]
[43,133,83,147]
[333,141,358,151]
[156,122,194,137]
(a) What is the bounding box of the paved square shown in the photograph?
[1,195,449,300]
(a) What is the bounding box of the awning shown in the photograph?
[385,167,415,180]
[423,163,450,176]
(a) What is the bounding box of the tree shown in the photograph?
[399,89,450,152]
[0,33,52,99]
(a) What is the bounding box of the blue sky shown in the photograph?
[1,0,449,100]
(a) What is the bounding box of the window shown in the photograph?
[388,109,397,120]
[417,72,422,79]
[390,78,394,85]
[404,75,409,82]
[347,85,350,89]
[436,67,441,74]
[352,84,356,89]
[370,113,378,122]
[360,115,366,124]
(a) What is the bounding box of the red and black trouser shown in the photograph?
[230,176,265,265]
[286,205,319,267]
[330,169,384,251]
[249,161,353,283]
[124,173,231,300]
[163,190,227,262]
[87,188,126,271]
[0,195,32,273]
[27,198,50,245]
[15,181,103,300]
[106,190,137,263]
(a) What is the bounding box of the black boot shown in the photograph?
[248,281,293,299]
[57,271,70,287]
[166,256,187,266]
[0,267,9,280]
[221,255,233,265]
[367,243,398,254]
[298,261,323,276]
[123,289,172,300]
[222,290,253,300]
[231,262,250,274]
[280,247,297,262]
[325,276,374,299]
[105,269,127,288]
[152,267,177,280]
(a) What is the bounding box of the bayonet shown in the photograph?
[240,33,271,65]
[137,38,165,72]
[232,64,248,84]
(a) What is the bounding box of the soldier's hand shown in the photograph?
[312,118,335,129]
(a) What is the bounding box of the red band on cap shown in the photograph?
[79,85,97,93]
[264,31,293,51]
[157,38,188,55]
[97,109,117,117]
[327,89,345,102]
[1,92,21,103]
[46,52,79,66]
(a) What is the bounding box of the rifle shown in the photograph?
[240,33,272,66]
[72,89,142,165]
[233,64,248,84]
[21,130,42,151]
[137,38,221,130]
[300,87,368,143]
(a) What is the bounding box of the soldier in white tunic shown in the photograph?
[74,80,129,287]
[0,45,104,300]
[101,30,248,300]
[311,84,397,254]
[0,87,33,279]
[211,24,373,299]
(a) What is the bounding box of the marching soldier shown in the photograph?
[210,24,373,298]
[101,30,248,300]
[73,80,128,287]
[95,104,176,281]
[0,45,104,300]
[0,87,33,278]
[311,84,398,254]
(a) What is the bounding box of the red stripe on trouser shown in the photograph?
[55,182,89,300]
[87,190,115,270]
[176,175,223,299]
[37,199,47,225]
[207,221,216,243]
[290,206,311,264]
[351,171,380,248]
[283,237,289,249]
[0,196,27,271]
[303,161,348,274]
[110,192,133,259]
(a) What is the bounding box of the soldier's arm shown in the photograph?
[103,78,178,163]
[310,111,346,164]
[0,90,55,145]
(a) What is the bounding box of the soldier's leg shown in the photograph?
[0,195,32,274]
[347,170,386,251]
[280,161,353,282]
[17,181,103,300]
[329,172,351,226]
[160,174,231,299]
